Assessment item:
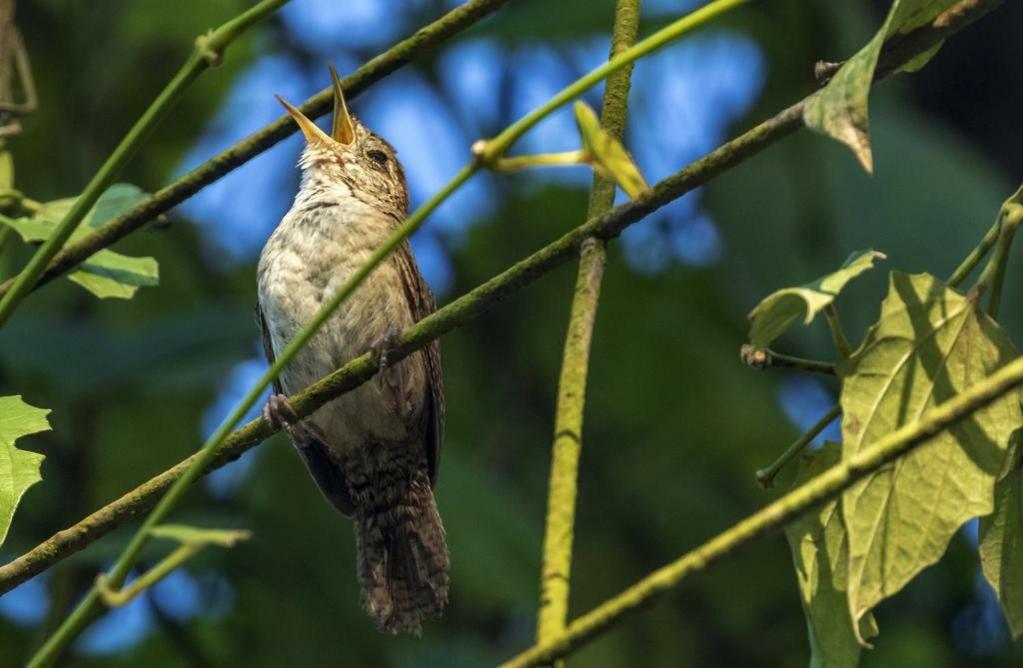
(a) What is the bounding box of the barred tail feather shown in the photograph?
[355,472,449,634]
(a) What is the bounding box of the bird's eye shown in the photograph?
[367,149,389,166]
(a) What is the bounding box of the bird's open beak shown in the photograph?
[276,65,356,148]
[329,65,355,145]
[276,95,333,146]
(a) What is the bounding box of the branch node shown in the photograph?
[740,344,771,369]
[195,30,224,67]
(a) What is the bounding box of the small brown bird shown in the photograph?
[256,67,448,634]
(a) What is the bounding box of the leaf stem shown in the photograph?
[823,304,852,358]
[492,150,589,172]
[739,345,837,376]
[95,545,199,608]
[755,404,840,488]
[949,217,1001,288]
[503,349,1023,667]
[0,0,291,329]
[537,0,640,653]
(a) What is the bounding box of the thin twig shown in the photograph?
[537,0,640,653]
[501,351,1023,667]
[0,0,292,329]
[0,0,996,603]
[755,404,840,488]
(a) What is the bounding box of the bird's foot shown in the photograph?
[370,326,402,373]
[262,393,299,433]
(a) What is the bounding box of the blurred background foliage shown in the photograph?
[1,0,1021,665]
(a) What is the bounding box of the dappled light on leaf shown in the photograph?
[839,272,1023,640]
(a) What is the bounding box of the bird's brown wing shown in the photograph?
[256,304,283,396]
[255,303,354,516]
[394,241,444,487]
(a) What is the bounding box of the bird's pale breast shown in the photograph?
[257,199,427,456]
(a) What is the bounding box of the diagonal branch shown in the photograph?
[537,0,640,652]
[500,349,1023,667]
[0,0,516,302]
[0,0,997,597]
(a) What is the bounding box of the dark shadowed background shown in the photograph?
[1,0,1021,665]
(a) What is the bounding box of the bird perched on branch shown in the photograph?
[256,66,448,634]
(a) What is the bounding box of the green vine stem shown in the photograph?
[537,0,640,654]
[976,184,1023,318]
[502,349,1023,667]
[0,0,291,329]
[475,0,748,165]
[0,0,995,599]
[0,0,518,303]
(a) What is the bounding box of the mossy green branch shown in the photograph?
[0,0,292,329]
[502,351,1023,667]
[537,0,640,654]
[0,0,518,303]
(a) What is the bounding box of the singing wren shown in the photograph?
[256,66,448,634]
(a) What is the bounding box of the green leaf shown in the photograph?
[747,250,884,348]
[150,524,251,548]
[785,442,878,668]
[33,183,148,231]
[574,101,649,198]
[0,150,14,190]
[0,183,158,299]
[979,441,1023,638]
[839,272,1022,641]
[803,0,958,172]
[0,395,51,547]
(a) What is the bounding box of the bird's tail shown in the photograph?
[355,470,449,634]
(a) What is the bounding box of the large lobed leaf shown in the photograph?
[0,395,51,547]
[839,272,1021,641]
[804,0,958,172]
[785,442,877,668]
[0,183,158,299]
[747,250,883,349]
[979,440,1023,638]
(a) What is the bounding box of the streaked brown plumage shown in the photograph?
[256,68,448,634]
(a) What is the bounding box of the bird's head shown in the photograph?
[277,66,408,216]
